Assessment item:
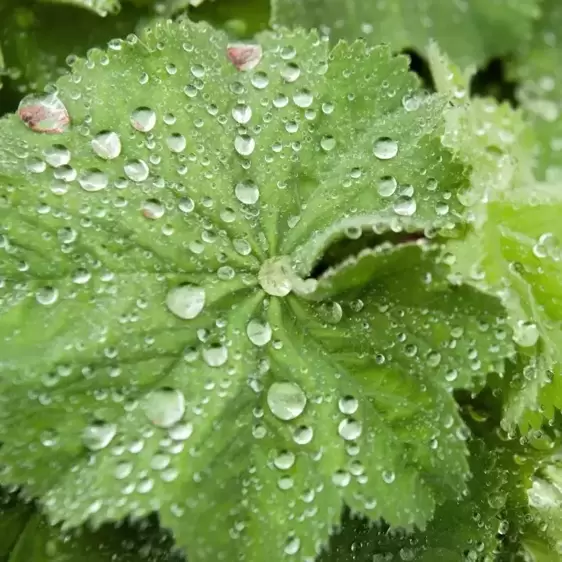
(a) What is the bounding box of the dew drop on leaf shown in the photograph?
[226,43,263,71]
[393,196,417,216]
[232,103,252,124]
[78,169,109,192]
[202,344,228,367]
[130,107,156,132]
[18,93,70,133]
[246,319,272,346]
[141,199,165,220]
[377,175,398,197]
[166,133,187,153]
[293,425,313,445]
[235,180,260,204]
[273,450,295,470]
[338,418,362,440]
[513,320,540,347]
[124,159,150,182]
[91,131,122,160]
[332,469,351,487]
[82,421,117,451]
[267,382,307,421]
[169,422,194,441]
[284,536,301,555]
[166,285,206,319]
[338,395,359,415]
[373,137,399,159]
[259,257,293,297]
[143,388,186,428]
[43,144,71,167]
[35,286,59,306]
[234,134,256,156]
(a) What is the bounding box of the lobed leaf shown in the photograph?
[0,16,513,562]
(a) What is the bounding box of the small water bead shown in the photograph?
[166,285,206,320]
[377,175,397,197]
[141,199,165,219]
[320,135,336,152]
[78,169,109,192]
[143,388,185,428]
[273,450,295,470]
[124,159,149,182]
[338,396,359,415]
[18,93,70,133]
[267,382,307,421]
[130,107,156,132]
[82,421,117,451]
[373,137,399,160]
[166,133,187,153]
[393,197,417,217]
[232,103,252,124]
[234,135,256,156]
[338,418,362,441]
[202,344,228,367]
[91,131,121,160]
[235,180,260,204]
[44,144,71,167]
[278,475,294,490]
[382,470,396,484]
[36,286,59,305]
[178,197,195,214]
[246,319,272,346]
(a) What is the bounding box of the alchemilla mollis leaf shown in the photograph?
[0,18,513,562]
[270,0,540,69]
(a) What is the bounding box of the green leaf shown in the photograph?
[448,184,562,432]
[39,0,121,17]
[0,18,511,562]
[0,491,182,561]
[512,0,562,181]
[270,0,540,69]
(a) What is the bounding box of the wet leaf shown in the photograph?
[0,15,521,562]
[270,0,540,69]
[41,0,121,17]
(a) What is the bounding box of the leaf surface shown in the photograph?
[270,0,540,69]
[0,18,511,562]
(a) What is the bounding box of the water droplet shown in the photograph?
[202,344,228,367]
[338,396,358,415]
[43,144,71,167]
[169,422,193,441]
[267,382,307,421]
[124,159,149,182]
[18,93,70,133]
[78,169,109,192]
[82,421,117,451]
[232,103,252,124]
[114,461,133,479]
[141,199,165,219]
[377,175,397,197]
[235,180,259,204]
[166,285,206,320]
[382,470,396,483]
[258,256,292,297]
[373,137,399,160]
[36,286,59,305]
[234,135,256,156]
[513,320,540,347]
[91,131,121,159]
[226,43,262,71]
[131,107,156,132]
[273,450,295,470]
[293,425,313,445]
[166,133,187,153]
[284,536,301,555]
[393,197,417,217]
[332,470,351,487]
[247,319,272,346]
[143,388,185,428]
[320,135,336,152]
[293,89,313,108]
[338,418,362,440]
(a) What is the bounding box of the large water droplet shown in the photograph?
[232,103,252,124]
[235,180,260,204]
[234,135,256,156]
[166,133,187,153]
[143,388,185,428]
[36,286,59,306]
[338,396,358,415]
[131,107,156,132]
[377,175,397,197]
[393,197,417,217]
[274,450,295,470]
[166,285,206,320]
[18,93,70,133]
[267,382,307,421]
[92,131,122,159]
[44,144,71,167]
[373,137,399,160]
[338,418,362,441]
[78,169,109,192]
[247,319,272,346]
[124,159,149,182]
[82,421,117,451]
[513,320,540,347]
[202,344,228,367]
